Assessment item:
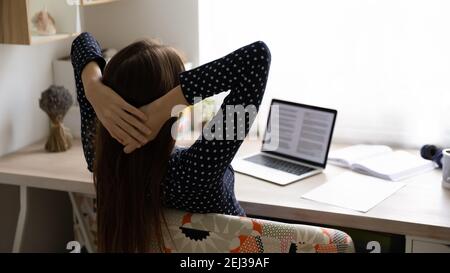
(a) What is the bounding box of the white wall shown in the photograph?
[83,0,199,66]
[0,40,73,156]
[0,1,198,158]
[198,0,450,148]
[0,40,74,252]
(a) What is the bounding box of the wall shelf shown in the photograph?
[31,33,80,45]
[81,0,119,6]
[0,0,120,45]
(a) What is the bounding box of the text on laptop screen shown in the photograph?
[262,101,336,166]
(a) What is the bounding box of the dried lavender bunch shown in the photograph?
[39,85,73,122]
[39,85,74,152]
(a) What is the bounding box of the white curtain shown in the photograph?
[198,0,450,148]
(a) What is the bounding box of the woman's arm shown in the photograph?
[164,41,271,208]
[71,33,106,171]
[71,32,150,171]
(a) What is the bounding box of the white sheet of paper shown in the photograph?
[301,172,406,212]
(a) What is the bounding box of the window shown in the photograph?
[198,0,450,147]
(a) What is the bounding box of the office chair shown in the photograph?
[70,193,354,253]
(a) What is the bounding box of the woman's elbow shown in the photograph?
[254,41,272,67]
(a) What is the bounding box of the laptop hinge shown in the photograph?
[260,151,323,170]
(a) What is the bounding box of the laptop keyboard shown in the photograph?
[244,154,315,176]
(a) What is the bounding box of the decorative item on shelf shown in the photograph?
[39,85,74,153]
[31,7,57,36]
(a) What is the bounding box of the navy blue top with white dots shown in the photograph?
[71,32,271,216]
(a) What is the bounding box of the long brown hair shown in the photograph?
[94,40,185,253]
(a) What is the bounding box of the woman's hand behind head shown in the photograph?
[124,97,172,154]
[124,85,188,154]
[82,62,152,148]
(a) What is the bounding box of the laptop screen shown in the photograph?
[262,100,337,168]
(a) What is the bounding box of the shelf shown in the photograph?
[81,0,119,6]
[0,0,30,44]
[31,33,80,45]
[0,0,121,45]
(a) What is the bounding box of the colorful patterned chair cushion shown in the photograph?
[71,193,354,253]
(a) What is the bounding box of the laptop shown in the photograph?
[232,99,337,185]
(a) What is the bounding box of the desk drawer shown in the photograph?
[412,240,450,253]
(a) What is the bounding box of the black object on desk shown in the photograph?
[421,144,443,168]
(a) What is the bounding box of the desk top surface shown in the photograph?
[0,139,449,241]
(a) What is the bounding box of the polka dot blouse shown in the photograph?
[71,32,271,216]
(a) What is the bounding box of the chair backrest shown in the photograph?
[72,194,354,253]
[160,209,354,253]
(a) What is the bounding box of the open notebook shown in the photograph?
[328,145,437,181]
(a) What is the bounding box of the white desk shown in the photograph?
[234,142,450,252]
[0,139,449,252]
